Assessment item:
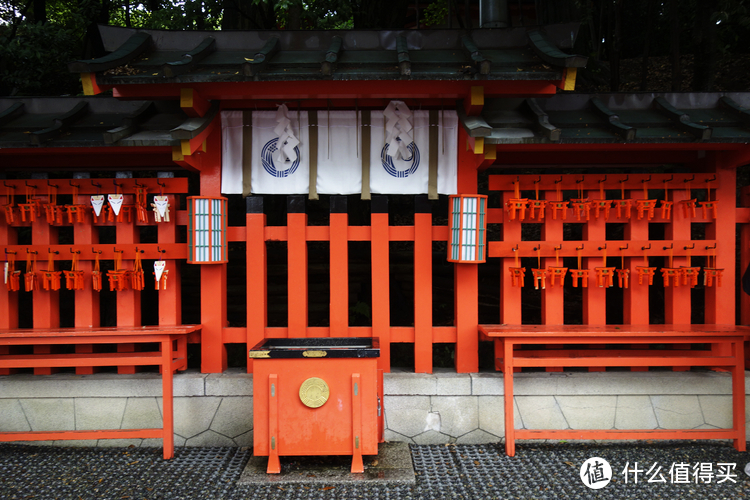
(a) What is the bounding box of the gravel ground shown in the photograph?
[0,441,748,499]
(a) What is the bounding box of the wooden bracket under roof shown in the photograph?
[461,35,490,75]
[524,99,560,142]
[396,36,411,76]
[31,101,89,145]
[527,28,588,68]
[719,96,750,126]
[654,96,712,141]
[68,32,152,73]
[103,102,156,145]
[457,104,491,138]
[243,37,280,77]
[162,37,216,78]
[321,36,343,76]
[171,101,219,155]
[590,97,636,141]
[0,102,24,127]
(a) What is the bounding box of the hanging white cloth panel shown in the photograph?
[220,110,244,195]
[251,110,310,195]
[316,110,362,195]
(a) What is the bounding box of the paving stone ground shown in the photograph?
[0,441,748,499]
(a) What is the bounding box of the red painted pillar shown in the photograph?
[371,195,391,372]
[157,193,181,326]
[414,195,433,373]
[454,128,478,373]
[583,189,607,372]
[287,195,308,338]
[73,182,100,374]
[116,191,141,374]
[198,129,228,373]
[541,189,564,326]
[246,196,267,373]
[664,184,692,325]
[330,196,349,338]
[0,214,18,375]
[32,210,59,375]
[705,154,736,324]
[624,189,650,325]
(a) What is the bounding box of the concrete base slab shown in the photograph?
[237,442,415,485]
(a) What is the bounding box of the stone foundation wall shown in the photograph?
[1,369,748,448]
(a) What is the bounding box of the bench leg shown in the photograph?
[161,339,175,459]
[267,374,281,473]
[503,339,516,457]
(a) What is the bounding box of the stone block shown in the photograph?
[651,395,704,429]
[514,396,567,430]
[455,429,500,445]
[384,373,436,395]
[210,397,253,438]
[557,396,616,430]
[698,395,732,429]
[185,430,235,447]
[0,371,207,399]
[141,438,163,448]
[383,429,413,444]
[435,370,471,396]
[20,399,74,432]
[412,430,453,445]
[233,430,253,447]
[205,369,253,396]
[52,439,92,447]
[167,397,222,439]
[430,396,478,438]
[614,396,658,430]
[477,396,504,438]
[0,399,31,432]
[384,396,430,437]
[470,373,503,395]
[75,398,127,430]
[121,398,162,430]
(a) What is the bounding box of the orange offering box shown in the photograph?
[250,337,382,474]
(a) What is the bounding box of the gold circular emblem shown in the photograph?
[299,377,329,408]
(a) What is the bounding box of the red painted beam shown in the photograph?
[110,80,559,101]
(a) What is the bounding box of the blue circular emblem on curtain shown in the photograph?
[381,142,420,178]
[261,138,301,178]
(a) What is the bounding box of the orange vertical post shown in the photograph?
[287,196,308,338]
[351,373,364,473]
[197,130,228,373]
[267,373,280,473]
[583,189,607,371]
[157,193,181,326]
[247,196,267,373]
[541,189,564,326]
[73,180,100,374]
[624,188,649,371]
[116,192,141,375]
[414,195,433,373]
[454,127,479,373]
[160,336,175,459]
[330,196,349,338]
[0,214,18,375]
[500,190,523,325]
[371,196,391,372]
[541,189,563,372]
[624,189,650,325]
[664,185,691,325]
[705,155,736,324]
[32,210,59,375]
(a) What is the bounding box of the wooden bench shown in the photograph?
[478,324,748,457]
[0,325,200,459]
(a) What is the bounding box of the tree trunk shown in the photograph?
[640,0,655,91]
[33,0,46,23]
[609,0,622,92]
[669,0,681,91]
[693,0,717,91]
[222,0,277,30]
